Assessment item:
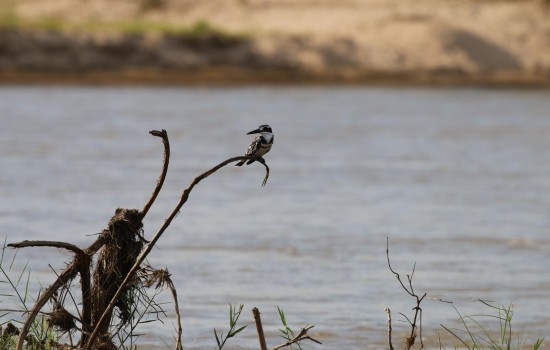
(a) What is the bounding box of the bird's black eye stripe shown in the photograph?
[259,125,272,132]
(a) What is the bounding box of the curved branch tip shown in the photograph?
[149,129,167,138]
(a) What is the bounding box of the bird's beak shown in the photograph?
[247,128,261,135]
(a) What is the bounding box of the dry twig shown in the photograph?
[271,325,321,350]
[167,277,183,350]
[140,266,182,350]
[252,307,268,350]
[386,237,427,350]
[140,129,170,219]
[84,154,269,350]
[253,307,321,350]
[10,237,105,350]
[385,307,394,350]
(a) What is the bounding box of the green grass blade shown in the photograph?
[533,338,544,350]
[214,328,222,348]
[277,306,287,327]
[228,324,247,338]
[441,324,471,349]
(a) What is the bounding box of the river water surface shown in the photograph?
[1,86,549,349]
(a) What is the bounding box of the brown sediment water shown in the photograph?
[0,86,549,349]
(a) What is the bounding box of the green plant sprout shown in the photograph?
[214,303,247,350]
[277,306,303,350]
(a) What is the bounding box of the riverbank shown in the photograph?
[2,67,549,87]
[1,0,550,86]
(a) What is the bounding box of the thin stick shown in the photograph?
[140,129,170,219]
[8,240,85,257]
[47,263,91,343]
[385,307,394,350]
[419,306,424,349]
[252,307,268,350]
[257,158,270,187]
[8,240,93,343]
[386,237,414,297]
[83,155,269,350]
[77,254,92,345]
[271,325,321,350]
[386,237,427,350]
[165,277,183,350]
[12,237,106,350]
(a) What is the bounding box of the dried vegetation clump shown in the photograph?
[92,208,145,334]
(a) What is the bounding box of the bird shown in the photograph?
[235,124,274,166]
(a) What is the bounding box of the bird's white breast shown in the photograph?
[261,132,274,143]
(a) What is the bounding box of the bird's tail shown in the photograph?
[235,159,246,167]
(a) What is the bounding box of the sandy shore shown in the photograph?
[2,0,550,85]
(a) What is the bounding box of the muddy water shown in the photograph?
[1,86,549,349]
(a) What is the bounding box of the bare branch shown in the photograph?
[419,306,424,349]
[47,263,89,336]
[427,296,453,304]
[386,238,426,350]
[13,237,106,350]
[140,129,170,219]
[77,254,92,344]
[256,157,270,187]
[158,270,183,350]
[408,263,417,294]
[252,307,268,350]
[386,237,414,297]
[137,265,182,350]
[84,155,270,350]
[8,240,85,257]
[399,313,414,326]
[271,325,321,350]
[385,307,394,350]
[8,240,93,344]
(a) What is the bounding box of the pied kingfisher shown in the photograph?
[235,124,274,166]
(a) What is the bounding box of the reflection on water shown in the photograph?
[0,86,549,349]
